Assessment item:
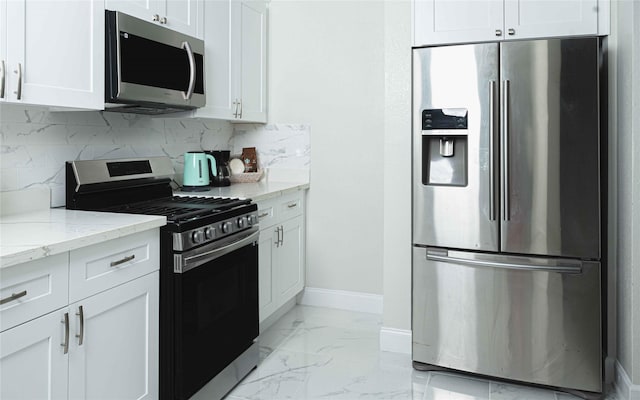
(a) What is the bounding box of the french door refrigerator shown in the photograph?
[412,37,606,394]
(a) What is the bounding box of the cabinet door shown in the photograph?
[68,272,159,400]
[163,0,203,38]
[277,216,304,301]
[105,0,158,23]
[413,0,504,46]
[236,0,267,123]
[0,310,68,400]
[194,0,235,120]
[5,0,104,109]
[0,0,6,103]
[504,0,598,40]
[258,226,278,322]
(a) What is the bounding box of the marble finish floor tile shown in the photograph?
[227,305,618,400]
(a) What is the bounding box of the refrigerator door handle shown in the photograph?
[501,79,511,221]
[425,252,583,274]
[489,80,497,221]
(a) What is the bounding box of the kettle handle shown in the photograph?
[206,154,217,177]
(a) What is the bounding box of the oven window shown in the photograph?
[119,32,204,94]
[174,241,258,400]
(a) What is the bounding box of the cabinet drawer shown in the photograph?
[257,201,276,228]
[0,253,69,332]
[279,193,304,220]
[69,229,159,303]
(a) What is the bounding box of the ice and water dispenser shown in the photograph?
[421,108,468,186]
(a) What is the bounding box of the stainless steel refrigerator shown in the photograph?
[412,37,606,394]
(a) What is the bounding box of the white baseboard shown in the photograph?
[380,327,412,354]
[298,287,383,315]
[615,361,640,400]
[297,288,412,355]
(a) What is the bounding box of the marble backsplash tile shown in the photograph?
[231,123,311,170]
[0,105,310,207]
[0,105,233,206]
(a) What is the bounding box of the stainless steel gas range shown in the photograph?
[66,157,259,400]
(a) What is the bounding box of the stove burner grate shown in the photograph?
[101,196,252,223]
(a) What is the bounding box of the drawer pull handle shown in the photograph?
[76,306,84,346]
[0,290,27,305]
[110,254,135,267]
[287,203,298,208]
[61,312,70,354]
[258,212,269,218]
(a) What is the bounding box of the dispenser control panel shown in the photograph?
[422,108,468,130]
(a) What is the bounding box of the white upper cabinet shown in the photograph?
[0,0,104,109]
[105,0,203,38]
[196,0,267,123]
[413,0,608,47]
[0,1,7,104]
[504,0,599,40]
[236,1,268,123]
[413,0,504,45]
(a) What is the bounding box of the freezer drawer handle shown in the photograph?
[426,254,582,274]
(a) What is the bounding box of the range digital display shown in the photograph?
[107,160,152,177]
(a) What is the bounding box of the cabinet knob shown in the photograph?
[152,14,160,22]
[508,28,515,36]
[160,17,167,24]
[495,29,502,36]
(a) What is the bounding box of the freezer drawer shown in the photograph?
[412,247,602,393]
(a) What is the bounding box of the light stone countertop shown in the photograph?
[174,180,310,202]
[0,209,166,269]
[0,175,308,269]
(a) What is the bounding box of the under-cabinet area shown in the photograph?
[0,228,162,400]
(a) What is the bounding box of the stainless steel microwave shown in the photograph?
[105,10,205,114]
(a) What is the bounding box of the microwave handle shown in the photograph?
[182,41,196,100]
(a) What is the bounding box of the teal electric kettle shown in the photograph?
[183,152,216,191]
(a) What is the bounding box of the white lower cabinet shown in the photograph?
[258,226,277,320]
[258,193,305,323]
[0,310,69,400]
[277,216,304,302]
[0,229,160,400]
[68,272,158,400]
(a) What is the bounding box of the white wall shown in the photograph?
[267,0,386,295]
[382,1,412,332]
[611,0,640,385]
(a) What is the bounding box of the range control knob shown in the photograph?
[221,221,232,233]
[191,229,204,244]
[247,214,258,226]
[236,217,246,229]
[204,226,215,239]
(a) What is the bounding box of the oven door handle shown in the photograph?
[174,228,259,273]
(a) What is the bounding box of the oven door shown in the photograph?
[173,228,259,400]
